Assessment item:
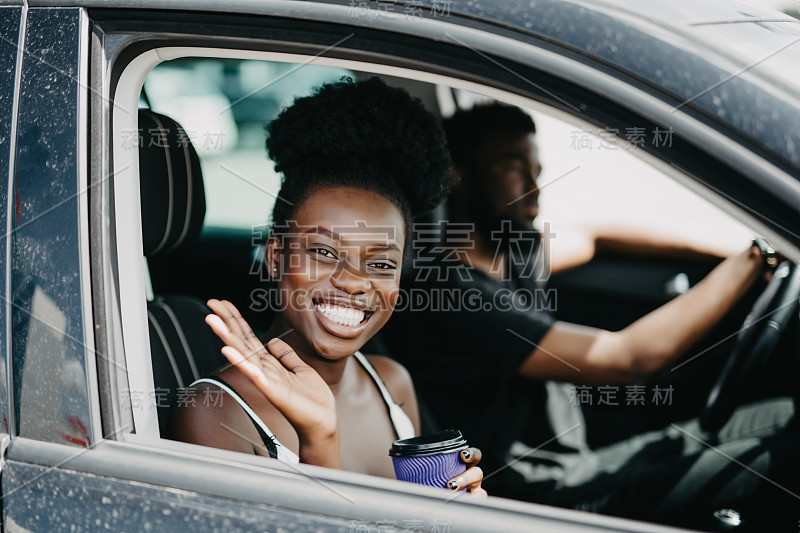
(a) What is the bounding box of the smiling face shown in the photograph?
[267,186,405,360]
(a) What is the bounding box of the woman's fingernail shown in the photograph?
[448,481,458,490]
[206,315,224,329]
[462,450,471,461]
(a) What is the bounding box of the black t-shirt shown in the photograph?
[383,227,556,476]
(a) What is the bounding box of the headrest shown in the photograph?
[139,109,206,256]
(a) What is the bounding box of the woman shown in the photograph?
[170,78,486,493]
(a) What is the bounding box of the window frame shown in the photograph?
[113,45,739,441]
[86,8,800,531]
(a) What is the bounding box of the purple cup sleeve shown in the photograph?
[392,451,467,489]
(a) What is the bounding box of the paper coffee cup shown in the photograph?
[389,430,468,488]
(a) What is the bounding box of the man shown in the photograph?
[383,103,797,527]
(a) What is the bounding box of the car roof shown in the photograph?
[431,0,800,172]
[11,0,800,172]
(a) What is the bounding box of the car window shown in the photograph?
[11,8,94,447]
[144,59,356,231]
[132,56,758,444]
[109,40,795,533]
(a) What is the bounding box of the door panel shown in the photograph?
[10,8,95,447]
[2,438,663,533]
[86,6,797,533]
[3,461,363,532]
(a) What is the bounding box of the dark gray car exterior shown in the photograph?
[0,0,798,531]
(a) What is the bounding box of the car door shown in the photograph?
[3,2,798,532]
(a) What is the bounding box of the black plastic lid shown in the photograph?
[389,430,468,458]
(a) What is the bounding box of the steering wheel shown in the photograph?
[699,261,800,435]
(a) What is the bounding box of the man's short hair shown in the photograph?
[443,102,536,167]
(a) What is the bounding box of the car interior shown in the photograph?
[130,55,799,529]
[138,109,228,436]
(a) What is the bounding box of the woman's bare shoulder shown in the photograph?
[364,355,414,393]
[167,375,258,454]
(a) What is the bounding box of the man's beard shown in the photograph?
[467,180,534,243]
[467,191,540,291]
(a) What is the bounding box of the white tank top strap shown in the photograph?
[353,351,416,440]
[191,377,300,464]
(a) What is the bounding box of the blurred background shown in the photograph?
[752,0,797,13]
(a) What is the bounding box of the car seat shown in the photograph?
[138,109,226,436]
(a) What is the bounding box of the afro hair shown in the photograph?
[266,77,454,235]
